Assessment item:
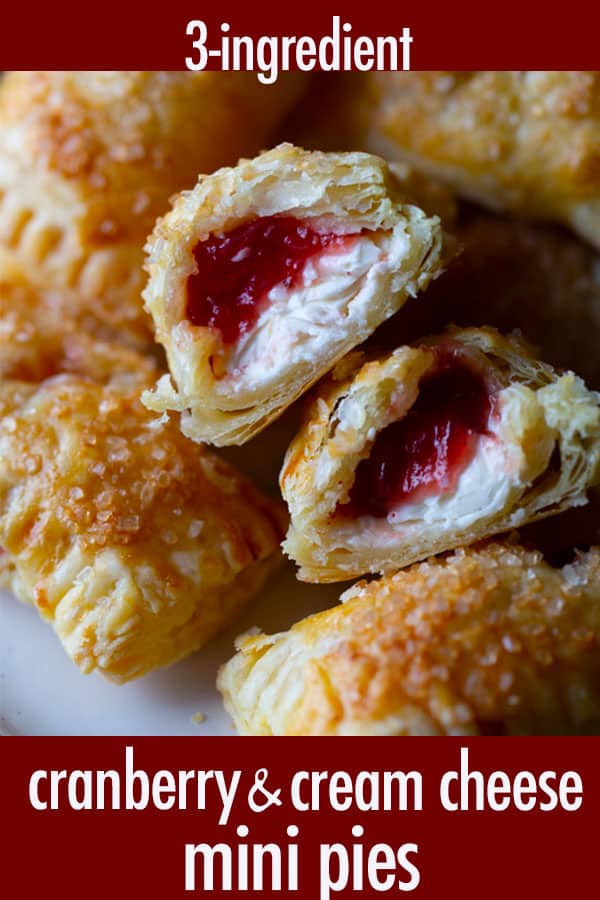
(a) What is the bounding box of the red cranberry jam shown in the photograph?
[342,348,494,519]
[186,216,347,344]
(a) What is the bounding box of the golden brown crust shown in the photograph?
[218,544,600,735]
[0,280,162,388]
[281,327,600,581]
[0,71,306,345]
[142,143,444,446]
[360,72,600,247]
[0,373,286,682]
[0,277,163,610]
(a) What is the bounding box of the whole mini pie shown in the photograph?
[218,544,600,735]
[0,298,286,681]
[142,143,444,445]
[281,327,600,581]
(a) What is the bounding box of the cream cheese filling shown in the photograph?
[217,228,410,395]
[330,388,553,549]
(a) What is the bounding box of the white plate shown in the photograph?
[0,566,340,736]
[0,408,343,735]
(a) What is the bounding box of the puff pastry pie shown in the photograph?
[360,71,600,248]
[0,372,286,682]
[218,544,600,735]
[0,71,305,346]
[281,327,600,581]
[142,143,444,445]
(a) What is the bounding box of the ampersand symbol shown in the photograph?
[248,768,282,812]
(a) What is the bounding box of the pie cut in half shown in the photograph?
[0,364,286,683]
[281,327,600,582]
[142,143,444,446]
[218,544,600,736]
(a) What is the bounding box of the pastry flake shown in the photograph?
[142,143,444,446]
[218,544,600,735]
[281,327,600,581]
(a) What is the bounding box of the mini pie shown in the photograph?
[0,71,305,346]
[218,543,600,735]
[142,143,444,446]
[281,327,600,581]
[0,370,286,683]
[360,71,600,248]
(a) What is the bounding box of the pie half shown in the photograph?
[281,327,600,581]
[142,143,444,445]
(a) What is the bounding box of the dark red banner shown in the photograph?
[0,3,598,69]
[2,737,597,898]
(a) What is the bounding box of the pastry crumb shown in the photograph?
[191,712,206,725]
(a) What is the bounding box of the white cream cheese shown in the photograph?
[218,228,410,393]
[388,432,515,533]
[330,388,553,549]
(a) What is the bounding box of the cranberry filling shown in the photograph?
[341,349,494,519]
[186,216,347,344]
